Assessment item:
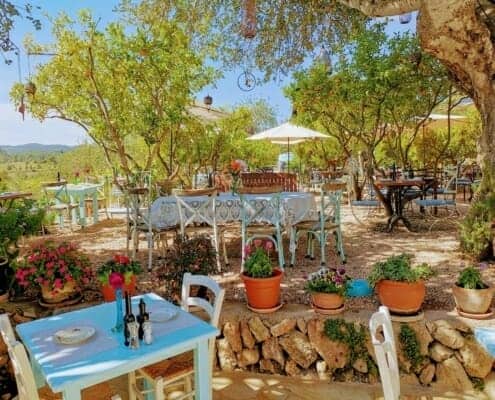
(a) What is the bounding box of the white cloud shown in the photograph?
[0,103,89,146]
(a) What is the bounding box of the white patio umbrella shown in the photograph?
[247,122,330,172]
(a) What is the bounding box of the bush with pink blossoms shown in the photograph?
[15,241,94,292]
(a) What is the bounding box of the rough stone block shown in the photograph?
[270,318,296,337]
[248,316,271,343]
[280,331,318,369]
[223,321,243,353]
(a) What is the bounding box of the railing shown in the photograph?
[240,172,298,192]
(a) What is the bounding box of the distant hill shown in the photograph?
[0,143,74,154]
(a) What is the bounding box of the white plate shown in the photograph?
[54,326,96,345]
[149,308,178,322]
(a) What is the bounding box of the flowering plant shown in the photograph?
[306,267,350,297]
[15,241,93,292]
[243,240,275,278]
[229,159,246,194]
[96,254,141,289]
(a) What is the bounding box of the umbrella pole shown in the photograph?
[287,137,290,173]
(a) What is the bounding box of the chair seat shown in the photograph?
[351,200,380,207]
[136,223,178,233]
[50,203,78,211]
[294,220,338,231]
[246,225,277,234]
[141,351,194,381]
[415,199,456,207]
[38,381,115,400]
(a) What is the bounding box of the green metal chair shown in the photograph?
[239,186,285,271]
[290,185,345,266]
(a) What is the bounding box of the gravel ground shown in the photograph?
[23,201,495,312]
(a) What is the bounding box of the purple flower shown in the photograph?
[479,262,489,271]
[337,268,346,276]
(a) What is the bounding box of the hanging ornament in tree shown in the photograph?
[317,46,332,73]
[203,94,213,109]
[241,0,256,39]
[237,70,256,92]
[399,13,412,24]
[18,96,25,120]
[25,81,36,96]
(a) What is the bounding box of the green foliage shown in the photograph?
[244,247,273,279]
[399,324,424,370]
[306,268,349,296]
[456,266,487,289]
[96,255,142,286]
[324,319,377,373]
[460,193,495,260]
[367,254,434,288]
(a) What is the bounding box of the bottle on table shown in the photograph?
[124,292,135,347]
[137,298,149,341]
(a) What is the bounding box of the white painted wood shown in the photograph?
[369,306,400,400]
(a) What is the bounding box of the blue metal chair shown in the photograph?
[289,185,345,266]
[239,186,285,271]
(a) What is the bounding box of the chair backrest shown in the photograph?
[181,273,225,360]
[0,314,39,400]
[175,189,217,236]
[319,188,342,228]
[240,172,297,192]
[41,181,70,205]
[369,306,400,400]
[239,190,282,227]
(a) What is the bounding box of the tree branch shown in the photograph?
[337,0,420,17]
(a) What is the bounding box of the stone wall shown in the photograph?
[216,314,494,392]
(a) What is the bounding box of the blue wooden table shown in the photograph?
[16,293,218,400]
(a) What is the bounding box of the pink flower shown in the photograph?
[46,262,55,269]
[36,277,44,284]
[58,246,66,254]
[244,245,252,257]
[82,277,89,285]
[264,241,274,251]
[54,279,63,289]
[253,239,262,248]
[109,272,124,289]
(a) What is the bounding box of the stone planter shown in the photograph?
[40,280,78,304]
[241,268,283,310]
[101,275,137,302]
[452,284,494,315]
[310,292,344,310]
[376,279,425,314]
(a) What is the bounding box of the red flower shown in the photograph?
[230,160,242,173]
[109,272,124,289]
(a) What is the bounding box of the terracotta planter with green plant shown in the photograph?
[241,245,282,310]
[452,264,494,316]
[97,255,142,302]
[306,267,350,312]
[368,254,434,314]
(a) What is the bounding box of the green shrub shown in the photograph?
[244,247,273,278]
[456,265,487,289]
[399,324,425,370]
[306,267,350,296]
[367,254,434,288]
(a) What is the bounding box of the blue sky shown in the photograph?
[0,1,413,145]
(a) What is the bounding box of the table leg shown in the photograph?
[92,191,99,223]
[195,340,212,400]
[78,195,86,227]
[62,386,82,400]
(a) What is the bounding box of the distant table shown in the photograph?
[16,293,217,400]
[377,179,425,232]
[46,183,102,227]
[0,191,32,209]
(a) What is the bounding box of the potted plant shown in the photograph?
[241,243,283,311]
[14,241,94,303]
[306,267,350,313]
[97,254,142,302]
[368,254,434,314]
[452,264,494,316]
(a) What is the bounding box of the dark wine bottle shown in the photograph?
[124,292,135,346]
[137,298,149,341]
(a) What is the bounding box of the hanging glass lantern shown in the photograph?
[203,94,213,108]
[241,0,256,39]
[25,81,36,96]
[399,13,412,24]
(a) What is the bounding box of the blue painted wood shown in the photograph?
[475,327,495,356]
[16,293,218,400]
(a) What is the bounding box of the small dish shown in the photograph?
[54,326,95,345]
[149,308,178,322]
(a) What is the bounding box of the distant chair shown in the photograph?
[369,306,400,400]
[241,172,297,192]
[41,181,79,230]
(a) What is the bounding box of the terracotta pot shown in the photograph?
[241,269,283,310]
[101,275,137,302]
[311,292,344,310]
[376,280,425,314]
[452,284,494,314]
[40,280,78,304]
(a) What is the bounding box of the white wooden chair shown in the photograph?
[175,188,228,271]
[369,306,400,400]
[128,273,225,400]
[0,314,121,400]
[41,181,79,230]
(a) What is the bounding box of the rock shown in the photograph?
[270,319,296,337]
[285,359,301,376]
[0,354,8,367]
[419,363,435,385]
[365,334,377,364]
[447,319,471,334]
[237,348,260,368]
[429,342,454,362]
[307,319,349,369]
[240,320,256,349]
[0,335,6,354]
[316,360,327,374]
[425,320,436,334]
[259,358,274,373]
[248,316,271,343]
[297,318,307,334]
[483,371,495,399]
[352,358,368,374]
[223,321,242,353]
[430,320,465,349]
[261,337,285,368]
[407,322,433,356]
[457,339,493,378]
[280,331,318,369]
[216,338,237,371]
[435,357,473,392]
[400,373,419,385]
